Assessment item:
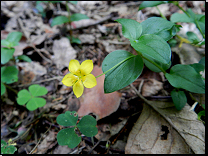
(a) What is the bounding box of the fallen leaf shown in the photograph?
[77,66,122,120]
[125,101,205,154]
[52,37,77,69]
[142,79,163,96]
[78,34,95,44]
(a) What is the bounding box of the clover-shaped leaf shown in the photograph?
[57,127,81,149]
[57,111,78,127]
[1,140,17,154]
[1,66,18,84]
[77,115,98,137]
[17,84,48,111]
[56,111,98,149]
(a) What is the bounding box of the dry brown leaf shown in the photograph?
[125,101,205,154]
[77,66,122,120]
[52,37,77,69]
[142,79,163,96]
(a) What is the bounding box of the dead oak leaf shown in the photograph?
[77,66,122,120]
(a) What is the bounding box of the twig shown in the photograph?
[16,76,63,87]
[88,139,102,154]
[29,125,51,154]
[17,18,52,63]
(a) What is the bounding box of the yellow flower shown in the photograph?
[62,60,97,98]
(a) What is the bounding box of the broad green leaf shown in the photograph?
[130,34,171,64]
[165,64,205,93]
[6,31,22,43]
[170,12,192,23]
[51,16,69,27]
[17,89,32,105]
[197,110,205,121]
[102,50,143,93]
[77,115,98,137]
[189,63,204,73]
[141,17,176,41]
[139,1,167,10]
[1,48,15,64]
[143,55,171,72]
[1,39,11,48]
[1,66,18,84]
[171,90,187,110]
[69,1,77,5]
[26,97,46,111]
[57,127,81,148]
[1,82,6,96]
[199,57,205,67]
[70,13,89,22]
[17,55,32,62]
[186,31,200,44]
[115,18,142,40]
[57,111,78,127]
[28,84,48,97]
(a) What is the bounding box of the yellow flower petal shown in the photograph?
[73,79,84,98]
[69,60,80,74]
[80,60,93,75]
[62,73,78,86]
[82,74,97,88]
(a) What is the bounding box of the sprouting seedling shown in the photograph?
[56,111,98,149]
[16,84,48,111]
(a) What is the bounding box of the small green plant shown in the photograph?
[1,139,17,154]
[1,31,32,96]
[50,1,88,44]
[56,111,98,148]
[16,84,48,111]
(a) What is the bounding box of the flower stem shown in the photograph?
[95,55,136,78]
[65,1,73,42]
[156,6,166,20]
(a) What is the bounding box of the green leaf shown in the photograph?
[17,55,32,62]
[28,84,48,97]
[143,55,171,72]
[1,82,6,96]
[77,115,98,137]
[1,48,15,64]
[57,111,78,127]
[57,127,81,148]
[102,50,143,93]
[1,66,18,84]
[70,13,89,22]
[67,36,81,44]
[130,34,171,64]
[115,18,142,40]
[6,31,22,43]
[197,110,205,121]
[51,16,69,27]
[170,12,193,23]
[189,63,204,73]
[168,38,177,47]
[186,31,200,44]
[17,89,32,105]
[141,17,176,41]
[165,64,205,94]
[196,16,205,35]
[26,97,46,111]
[1,140,17,154]
[139,1,167,10]
[69,1,77,5]
[171,89,187,110]
[1,39,11,48]
[199,57,205,67]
